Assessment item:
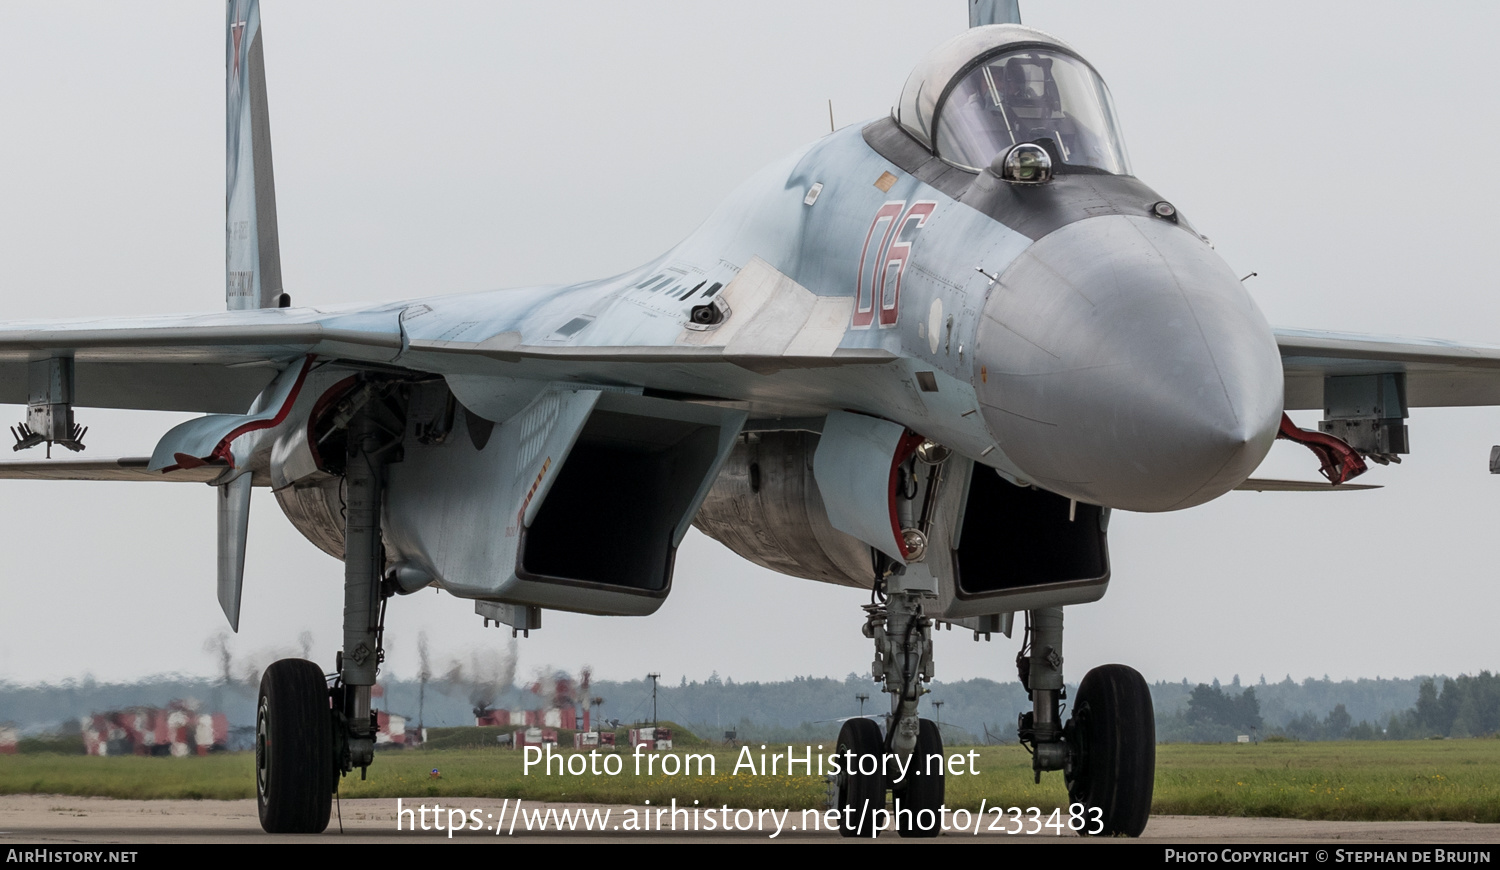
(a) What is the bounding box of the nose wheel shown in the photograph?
[1064,663,1155,837]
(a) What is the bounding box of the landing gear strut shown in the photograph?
[833,441,952,838]
[1018,607,1155,837]
[256,379,404,834]
[335,398,395,775]
[834,557,945,838]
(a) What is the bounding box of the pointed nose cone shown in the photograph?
[976,215,1283,511]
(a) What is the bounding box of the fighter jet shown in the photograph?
[3,0,1499,837]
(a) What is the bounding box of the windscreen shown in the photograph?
[934,48,1131,175]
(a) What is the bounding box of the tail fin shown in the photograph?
[969,0,1021,27]
[226,0,285,310]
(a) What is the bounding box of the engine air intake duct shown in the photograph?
[520,409,722,592]
[954,466,1109,600]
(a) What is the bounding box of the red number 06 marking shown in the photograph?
[854,200,936,329]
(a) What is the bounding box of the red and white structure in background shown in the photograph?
[374,710,408,747]
[514,726,559,749]
[573,729,616,749]
[369,682,421,748]
[473,667,623,749]
[81,702,228,757]
[475,668,594,731]
[0,725,18,754]
[628,726,673,751]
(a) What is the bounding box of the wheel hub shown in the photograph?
[255,697,270,800]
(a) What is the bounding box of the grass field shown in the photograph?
[1,740,1497,822]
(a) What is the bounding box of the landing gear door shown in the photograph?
[813,410,918,564]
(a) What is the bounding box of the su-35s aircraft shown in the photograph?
[5,0,1500,837]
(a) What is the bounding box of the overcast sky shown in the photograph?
[0,1,1497,692]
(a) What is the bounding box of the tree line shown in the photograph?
[1160,672,1500,742]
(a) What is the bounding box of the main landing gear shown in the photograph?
[836,562,946,839]
[257,382,404,834]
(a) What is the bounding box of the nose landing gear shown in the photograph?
[1064,664,1155,837]
[1019,607,1156,837]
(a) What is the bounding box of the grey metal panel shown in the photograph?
[942,579,1107,617]
[67,363,273,413]
[969,0,1022,27]
[1275,328,1500,367]
[1234,478,1380,492]
[0,323,392,353]
[692,431,874,588]
[863,117,978,200]
[958,159,1169,240]
[0,314,400,412]
[226,0,281,310]
[976,214,1284,511]
[813,410,909,563]
[247,30,283,309]
[444,374,551,424]
[147,360,306,471]
[0,457,223,483]
[414,337,896,368]
[383,388,601,602]
[273,477,347,559]
[216,474,253,632]
[1277,328,1500,409]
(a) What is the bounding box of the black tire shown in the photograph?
[835,718,885,838]
[257,659,335,834]
[894,718,944,838]
[1065,663,1155,837]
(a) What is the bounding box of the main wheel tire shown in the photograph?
[894,718,944,838]
[257,658,335,834]
[1065,663,1155,837]
[835,718,885,838]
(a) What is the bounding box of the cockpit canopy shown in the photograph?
[896,25,1131,176]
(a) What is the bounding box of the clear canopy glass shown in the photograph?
[934,48,1131,175]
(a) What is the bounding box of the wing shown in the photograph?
[1277,327,1500,410]
[0,296,897,418]
[0,307,403,414]
[0,457,222,483]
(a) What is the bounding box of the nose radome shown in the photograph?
[975,215,1283,512]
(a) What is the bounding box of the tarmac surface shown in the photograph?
[0,796,1497,844]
